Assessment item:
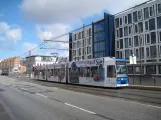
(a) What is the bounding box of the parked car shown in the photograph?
[1,70,9,76]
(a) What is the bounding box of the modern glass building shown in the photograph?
[92,13,115,58]
[69,13,115,61]
[114,0,161,75]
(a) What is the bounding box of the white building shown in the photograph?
[115,0,161,75]
[71,25,92,61]
[26,55,56,74]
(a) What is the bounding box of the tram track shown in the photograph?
[29,79,161,107]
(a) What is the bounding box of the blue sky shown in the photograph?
[0,0,148,60]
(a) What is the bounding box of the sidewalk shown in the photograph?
[127,85,161,91]
[0,103,11,120]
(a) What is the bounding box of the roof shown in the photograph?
[1,56,20,63]
[114,0,155,16]
[26,55,54,58]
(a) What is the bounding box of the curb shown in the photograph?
[126,85,161,91]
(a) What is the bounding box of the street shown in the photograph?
[0,75,161,120]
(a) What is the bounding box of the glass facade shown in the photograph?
[93,13,114,58]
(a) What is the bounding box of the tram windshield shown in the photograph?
[116,61,127,74]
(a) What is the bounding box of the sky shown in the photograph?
[0,0,148,60]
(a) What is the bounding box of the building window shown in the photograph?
[159,65,161,74]
[128,66,133,74]
[128,14,132,24]
[139,47,144,58]
[146,65,156,74]
[94,21,104,32]
[146,47,150,58]
[129,38,132,47]
[124,26,128,36]
[94,32,104,42]
[115,18,119,28]
[125,49,129,59]
[75,34,77,40]
[89,28,91,36]
[94,42,105,52]
[120,18,122,26]
[139,34,144,45]
[129,25,132,35]
[158,4,161,14]
[124,38,128,48]
[87,30,89,36]
[135,48,139,58]
[157,16,161,29]
[149,18,155,31]
[145,34,150,44]
[82,31,84,38]
[117,41,119,49]
[134,24,138,33]
[133,11,137,22]
[150,6,154,17]
[116,29,119,38]
[119,28,123,37]
[150,46,157,57]
[124,16,127,24]
[130,49,133,55]
[144,7,149,19]
[151,32,156,44]
[138,10,142,20]
[120,51,123,58]
[158,31,161,42]
[134,36,139,47]
[116,51,119,58]
[138,22,143,33]
[78,32,81,39]
[120,39,123,49]
[145,21,149,30]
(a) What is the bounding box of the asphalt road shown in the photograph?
[0,76,161,120]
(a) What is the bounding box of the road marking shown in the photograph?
[64,103,96,114]
[20,88,28,91]
[63,89,161,109]
[36,93,48,98]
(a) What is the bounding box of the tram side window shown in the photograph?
[91,66,98,77]
[107,65,116,77]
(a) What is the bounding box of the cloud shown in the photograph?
[0,22,10,33]
[23,42,38,51]
[0,21,22,43]
[6,28,22,43]
[36,24,70,55]
[20,0,148,24]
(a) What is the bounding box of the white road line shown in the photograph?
[125,101,161,109]
[20,88,28,91]
[64,103,96,114]
[64,89,161,109]
[36,93,48,98]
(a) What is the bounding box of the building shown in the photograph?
[114,0,161,75]
[69,13,115,61]
[93,13,115,58]
[0,56,20,72]
[69,24,93,61]
[25,55,57,74]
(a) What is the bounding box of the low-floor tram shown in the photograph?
[32,57,129,87]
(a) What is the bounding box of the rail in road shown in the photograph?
[8,74,161,107]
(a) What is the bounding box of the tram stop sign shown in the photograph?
[129,55,136,64]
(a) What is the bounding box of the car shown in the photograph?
[1,70,9,76]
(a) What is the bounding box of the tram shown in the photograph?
[32,57,129,87]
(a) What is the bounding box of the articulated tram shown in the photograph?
[33,57,129,87]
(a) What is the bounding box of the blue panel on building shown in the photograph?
[93,13,115,58]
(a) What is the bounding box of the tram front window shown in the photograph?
[116,63,127,74]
